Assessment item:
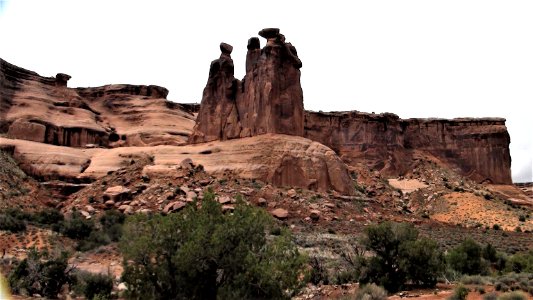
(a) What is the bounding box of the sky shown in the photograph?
[0,0,531,182]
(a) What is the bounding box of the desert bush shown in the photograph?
[8,249,71,298]
[60,211,94,239]
[460,275,490,285]
[496,281,510,292]
[310,256,329,285]
[33,208,64,225]
[355,283,387,300]
[498,291,527,300]
[506,251,533,273]
[0,212,26,232]
[120,191,307,299]
[476,286,486,294]
[447,239,488,275]
[356,222,444,292]
[483,243,498,263]
[448,284,469,300]
[483,292,497,300]
[74,271,113,300]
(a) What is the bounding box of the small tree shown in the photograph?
[8,249,71,299]
[356,222,444,292]
[120,191,306,299]
[447,239,487,275]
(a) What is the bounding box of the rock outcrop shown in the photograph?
[0,134,355,194]
[0,58,195,148]
[189,28,304,143]
[304,111,512,184]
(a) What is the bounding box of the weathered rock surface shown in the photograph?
[0,58,195,148]
[0,134,354,194]
[189,28,304,143]
[304,111,512,184]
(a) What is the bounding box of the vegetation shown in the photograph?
[447,239,488,275]
[73,271,113,300]
[355,222,445,292]
[355,283,387,300]
[448,285,469,300]
[8,249,72,299]
[119,190,307,299]
[0,210,27,232]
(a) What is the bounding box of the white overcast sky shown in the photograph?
[1,0,531,182]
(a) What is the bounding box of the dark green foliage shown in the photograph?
[448,285,469,300]
[62,209,125,251]
[519,215,526,222]
[498,291,527,300]
[356,222,445,292]
[60,211,95,239]
[505,250,533,273]
[447,239,487,275]
[0,211,26,232]
[8,249,71,299]
[74,271,113,300]
[482,243,498,263]
[402,237,445,287]
[493,224,501,230]
[483,292,498,300]
[310,257,329,285]
[355,283,387,300]
[120,191,307,300]
[33,208,64,225]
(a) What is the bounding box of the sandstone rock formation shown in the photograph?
[304,111,512,184]
[189,28,304,143]
[0,58,195,148]
[0,134,354,194]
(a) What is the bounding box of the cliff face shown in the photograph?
[189,28,304,143]
[304,111,512,184]
[0,58,196,148]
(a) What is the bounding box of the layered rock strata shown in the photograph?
[0,58,195,148]
[304,111,512,184]
[189,28,304,143]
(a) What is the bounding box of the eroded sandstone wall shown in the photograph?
[189,28,304,143]
[0,58,196,148]
[304,111,512,184]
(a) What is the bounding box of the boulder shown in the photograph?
[271,208,288,220]
[104,186,131,202]
[309,210,320,221]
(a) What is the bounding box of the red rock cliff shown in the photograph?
[304,111,512,184]
[0,58,195,148]
[189,28,304,143]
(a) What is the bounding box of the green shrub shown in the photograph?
[448,285,469,300]
[8,249,71,298]
[493,224,501,230]
[447,239,488,275]
[476,286,486,294]
[0,212,26,232]
[483,243,498,263]
[60,211,94,239]
[483,292,497,300]
[506,251,533,273]
[496,281,510,292]
[355,283,387,300]
[120,191,307,299]
[310,257,329,285]
[356,222,444,292]
[498,291,527,300]
[519,215,526,222]
[74,271,113,300]
[33,208,64,225]
[461,275,488,285]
